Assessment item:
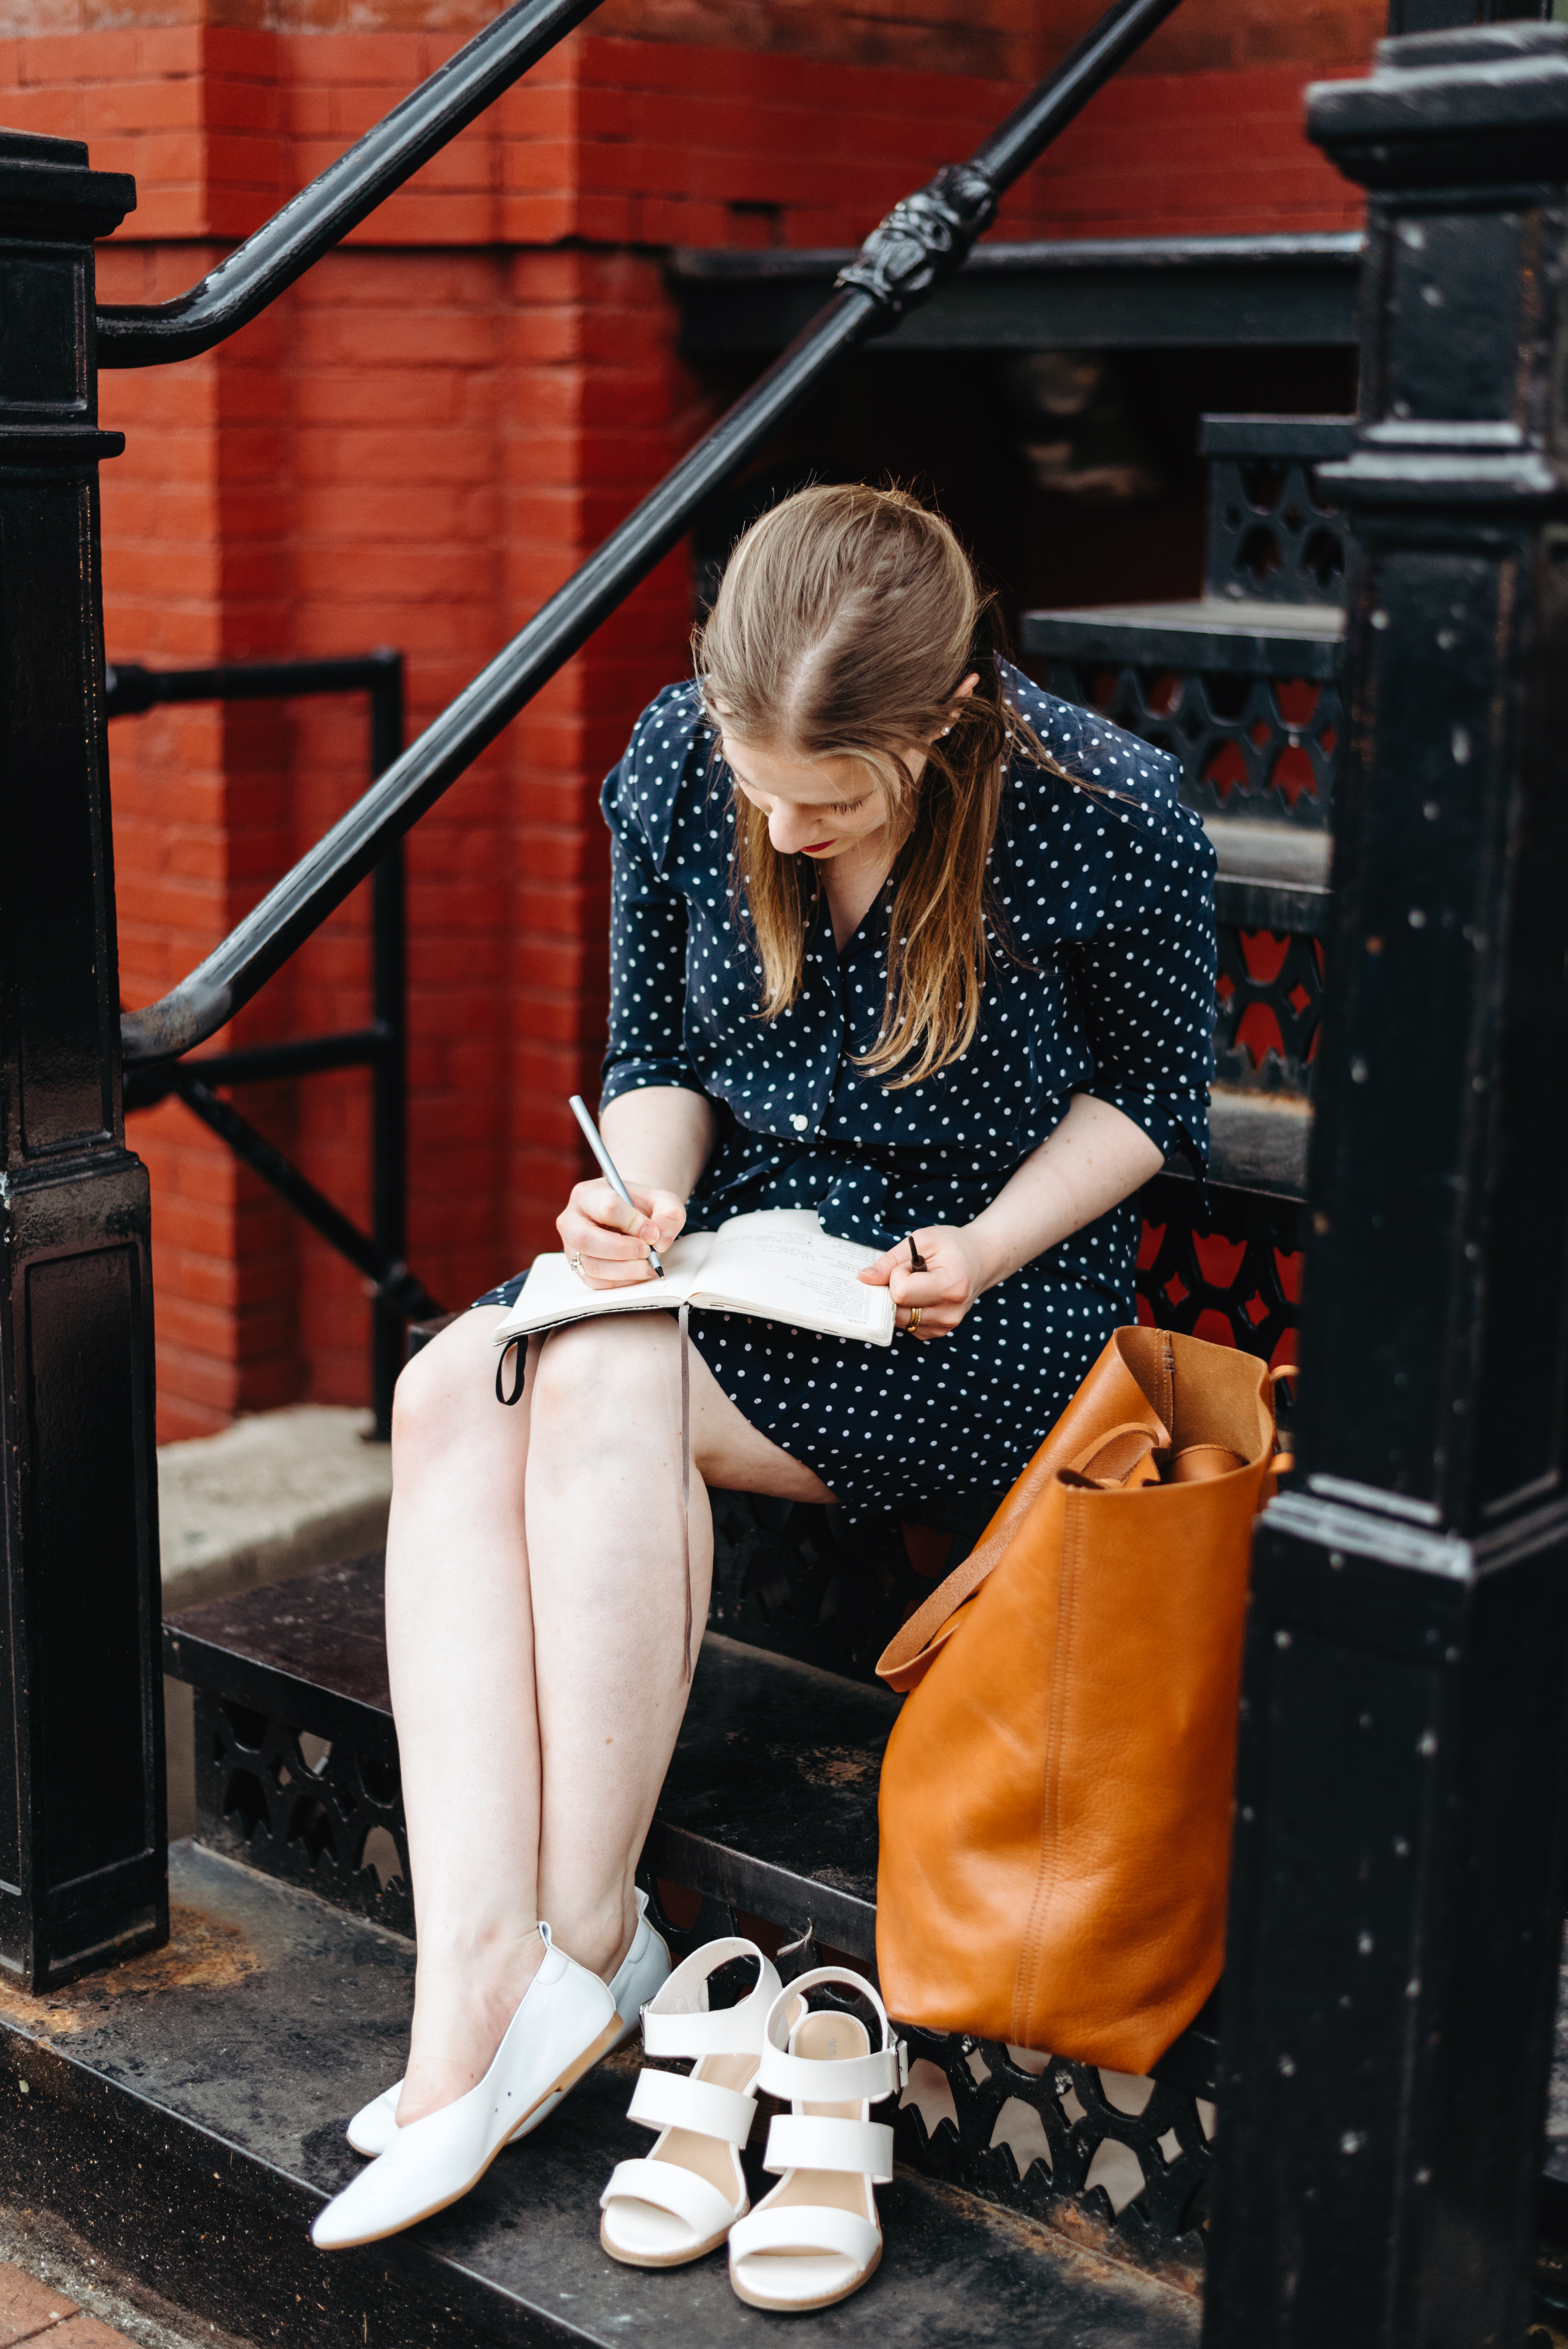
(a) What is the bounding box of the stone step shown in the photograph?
[1021,595,1346,682]
[0,1838,1202,2349]
[162,1558,1223,2287]
[1181,1090,1311,1202]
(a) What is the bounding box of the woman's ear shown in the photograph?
[934,673,982,741]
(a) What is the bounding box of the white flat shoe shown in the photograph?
[599,1937,791,2268]
[727,1966,907,2313]
[312,1924,618,2249]
[345,1889,670,2158]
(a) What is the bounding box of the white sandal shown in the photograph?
[727,1966,907,2313]
[599,1937,789,2268]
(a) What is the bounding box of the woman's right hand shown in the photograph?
[556,1180,686,1289]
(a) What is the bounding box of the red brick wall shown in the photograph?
[4,6,1376,1438]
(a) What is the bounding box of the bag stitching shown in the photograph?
[1011,1484,1082,2047]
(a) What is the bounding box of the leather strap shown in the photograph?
[627,2068,757,2146]
[763,2114,894,2183]
[875,1336,1176,1691]
[599,2155,739,2239]
[729,2203,881,2267]
[641,1938,782,2060]
[755,1966,906,2106]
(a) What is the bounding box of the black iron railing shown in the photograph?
[115,0,1186,1072]
[107,652,438,1437]
[94,0,603,366]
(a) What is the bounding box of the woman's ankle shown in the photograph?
[397,1926,548,2126]
[548,1894,638,1985]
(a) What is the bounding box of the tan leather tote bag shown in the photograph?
[874,1326,1277,2076]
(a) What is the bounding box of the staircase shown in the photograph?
[46,413,1357,2336]
[1026,411,1352,1375]
[0,408,1501,2347]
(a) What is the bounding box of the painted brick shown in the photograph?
[5,14,1369,1431]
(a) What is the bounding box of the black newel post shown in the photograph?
[1203,26,1568,2347]
[0,132,167,1988]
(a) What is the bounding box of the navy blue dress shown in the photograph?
[481,660,1215,1526]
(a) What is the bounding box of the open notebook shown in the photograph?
[490,1208,896,1349]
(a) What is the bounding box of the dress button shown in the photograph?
[790,1113,809,1132]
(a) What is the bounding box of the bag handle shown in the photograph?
[875,1417,1164,1692]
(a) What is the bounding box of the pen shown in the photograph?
[568,1094,665,1278]
[907,1235,927,1274]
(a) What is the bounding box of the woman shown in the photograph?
[311,484,1215,2250]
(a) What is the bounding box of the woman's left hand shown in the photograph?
[857,1225,987,1340]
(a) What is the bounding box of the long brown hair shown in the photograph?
[695,483,1076,1088]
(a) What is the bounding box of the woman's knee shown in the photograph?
[529,1315,674,1449]
[390,1310,505,1472]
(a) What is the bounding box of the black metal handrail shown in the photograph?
[95,0,601,367]
[107,651,439,1434]
[118,0,1185,1070]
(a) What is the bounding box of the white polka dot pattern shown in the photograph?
[485,660,1217,1523]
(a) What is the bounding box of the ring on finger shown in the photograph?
[569,1250,583,1275]
[907,1304,922,1334]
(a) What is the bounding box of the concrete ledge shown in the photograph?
[159,1405,394,1840]
[158,1404,393,1613]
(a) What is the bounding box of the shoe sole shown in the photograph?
[728,2237,883,2312]
[317,2013,625,2250]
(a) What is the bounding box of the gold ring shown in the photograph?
[907,1305,922,1333]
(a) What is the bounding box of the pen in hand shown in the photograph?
[568,1094,666,1278]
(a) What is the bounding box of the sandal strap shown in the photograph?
[755,1965,907,2105]
[755,2039,904,2104]
[641,1937,780,2060]
[763,2113,894,2183]
[729,2203,881,2268]
[599,2156,739,2240]
[627,2067,757,2146]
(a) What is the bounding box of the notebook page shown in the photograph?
[693,1210,894,1345]
[491,1230,716,1344]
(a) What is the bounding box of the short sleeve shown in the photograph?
[1065,775,1217,1172]
[599,733,708,1107]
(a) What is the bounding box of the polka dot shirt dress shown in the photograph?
[480,659,1216,1528]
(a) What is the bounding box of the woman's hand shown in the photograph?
[857,1225,988,1339]
[556,1180,686,1289]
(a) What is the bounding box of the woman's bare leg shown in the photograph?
[524,1313,830,1976]
[384,1308,546,2126]
[384,1305,829,2126]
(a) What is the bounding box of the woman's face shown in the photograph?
[720,673,978,869]
[722,737,893,865]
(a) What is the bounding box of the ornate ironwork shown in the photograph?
[1038,658,1342,829]
[1137,1176,1305,1371]
[835,164,999,321]
[707,1492,959,1686]
[894,2025,1211,2292]
[1215,924,1325,1096]
[1206,449,1350,607]
[192,1688,413,1939]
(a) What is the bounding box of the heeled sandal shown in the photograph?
[599,1937,791,2268]
[727,1967,907,2313]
